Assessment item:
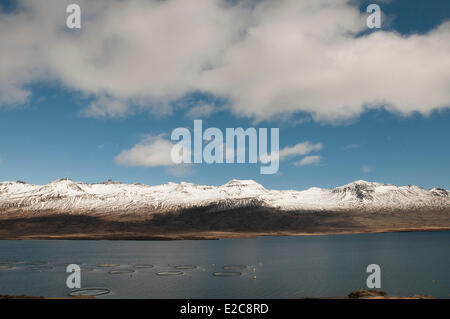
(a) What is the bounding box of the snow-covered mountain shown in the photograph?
[0,178,448,214]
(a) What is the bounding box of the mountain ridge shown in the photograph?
[0,178,448,214]
[0,178,449,240]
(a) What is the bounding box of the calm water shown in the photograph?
[0,231,449,298]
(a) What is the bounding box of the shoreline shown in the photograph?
[0,290,436,299]
[1,226,449,241]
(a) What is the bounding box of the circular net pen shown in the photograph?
[156,270,184,276]
[212,271,242,277]
[133,264,154,269]
[108,269,135,275]
[97,263,120,268]
[174,265,197,270]
[68,288,111,297]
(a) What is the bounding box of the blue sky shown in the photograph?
[0,0,449,190]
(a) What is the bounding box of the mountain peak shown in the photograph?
[50,178,73,183]
[223,179,265,188]
[99,179,122,185]
[332,180,382,200]
[344,180,378,187]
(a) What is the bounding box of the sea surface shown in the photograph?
[0,231,449,298]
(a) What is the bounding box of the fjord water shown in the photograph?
[0,231,449,298]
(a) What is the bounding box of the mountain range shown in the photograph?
[0,179,448,240]
[1,178,448,213]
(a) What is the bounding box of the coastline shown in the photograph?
[0,226,449,241]
[0,290,436,299]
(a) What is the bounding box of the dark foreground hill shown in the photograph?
[0,206,448,240]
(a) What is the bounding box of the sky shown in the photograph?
[0,0,449,190]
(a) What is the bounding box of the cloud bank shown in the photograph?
[1,0,449,122]
[116,135,323,171]
[115,135,177,167]
[294,155,322,166]
[278,142,323,161]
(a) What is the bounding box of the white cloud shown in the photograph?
[294,155,322,166]
[115,135,178,167]
[279,142,323,160]
[260,141,323,165]
[83,96,129,118]
[116,133,322,171]
[185,103,217,118]
[203,1,450,122]
[115,135,195,176]
[0,0,449,122]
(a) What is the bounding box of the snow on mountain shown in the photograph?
[0,179,448,214]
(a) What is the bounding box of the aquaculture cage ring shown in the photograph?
[108,269,135,275]
[68,287,111,297]
[97,263,120,268]
[213,271,242,277]
[133,264,154,269]
[174,265,197,270]
[156,270,184,276]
